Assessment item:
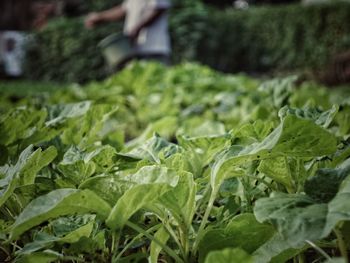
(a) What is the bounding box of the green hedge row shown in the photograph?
[25,2,350,83]
[197,2,350,73]
[25,18,120,83]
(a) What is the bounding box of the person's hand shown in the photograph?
[128,27,142,44]
[85,12,100,29]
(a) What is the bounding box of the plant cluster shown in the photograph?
[1,62,350,262]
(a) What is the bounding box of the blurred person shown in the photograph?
[84,0,171,66]
[1,31,28,78]
[0,0,83,78]
[0,1,32,79]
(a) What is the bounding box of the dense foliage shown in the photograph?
[1,62,350,262]
[25,2,350,83]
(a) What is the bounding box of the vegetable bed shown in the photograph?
[0,62,350,263]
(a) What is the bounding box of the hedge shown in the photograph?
[25,2,350,83]
[197,2,350,73]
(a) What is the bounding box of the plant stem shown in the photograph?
[194,183,211,218]
[334,228,349,263]
[192,188,217,254]
[163,222,186,260]
[111,231,119,254]
[297,253,305,263]
[113,224,160,262]
[305,240,332,261]
[180,225,190,262]
[125,221,184,263]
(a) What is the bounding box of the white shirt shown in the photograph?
[122,0,171,55]
[2,31,27,76]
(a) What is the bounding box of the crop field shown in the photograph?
[0,62,350,262]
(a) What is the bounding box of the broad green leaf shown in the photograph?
[252,233,305,263]
[178,134,231,167]
[204,248,253,263]
[45,101,92,126]
[58,145,116,185]
[233,120,275,145]
[271,114,337,156]
[305,159,350,202]
[258,157,295,191]
[63,230,107,255]
[149,226,170,263]
[17,219,94,257]
[254,193,327,246]
[19,146,57,186]
[79,174,130,205]
[164,151,203,178]
[85,145,117,173]
[106,183,173,231]
[121,134,180,164]
[17,232,59,256]
[130,116,178,142]
[159,171,196,228]
[0,169,19,208]
[60,104,118,147]
[278,105,339,129]
[15,250,61,263]
[9,189,111,239]
[211,114,337,192]
[0,145,57,207]
[182,120,226,138]
[18,127,60,153]
[0,107,47,146]
[50,214,96,237]
[323,175,350,237]
[59,221,94,243]
[224,214,275,250]
[198,213,275,262]
[331,144,350,168]
[259,76,296,108]
[124,165,179,186]
[289,83,331,109]
[8,183,55,216]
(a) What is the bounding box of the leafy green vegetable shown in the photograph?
[198,214,275,262]
[323,175,350,237]
[0,145,57,207]
[211,114,337,193]
[1,62,349,262]
[58,145,116,185]
[252,233,305,263]
[9,189,111,239]
[305,159,350,202]
[120,134,180,164]
[204,247,253,263]
[254,193,328,246]
[106,184,173,231]
[149,226,170,263]
[0,108,47,146]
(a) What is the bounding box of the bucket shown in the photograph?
[98,33,135,69]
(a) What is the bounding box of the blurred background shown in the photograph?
[0,0,349,85]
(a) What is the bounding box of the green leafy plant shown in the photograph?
[1,62,350,262]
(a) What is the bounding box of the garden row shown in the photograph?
[0,62,350,262]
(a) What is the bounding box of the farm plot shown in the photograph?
[0,62,350,262]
